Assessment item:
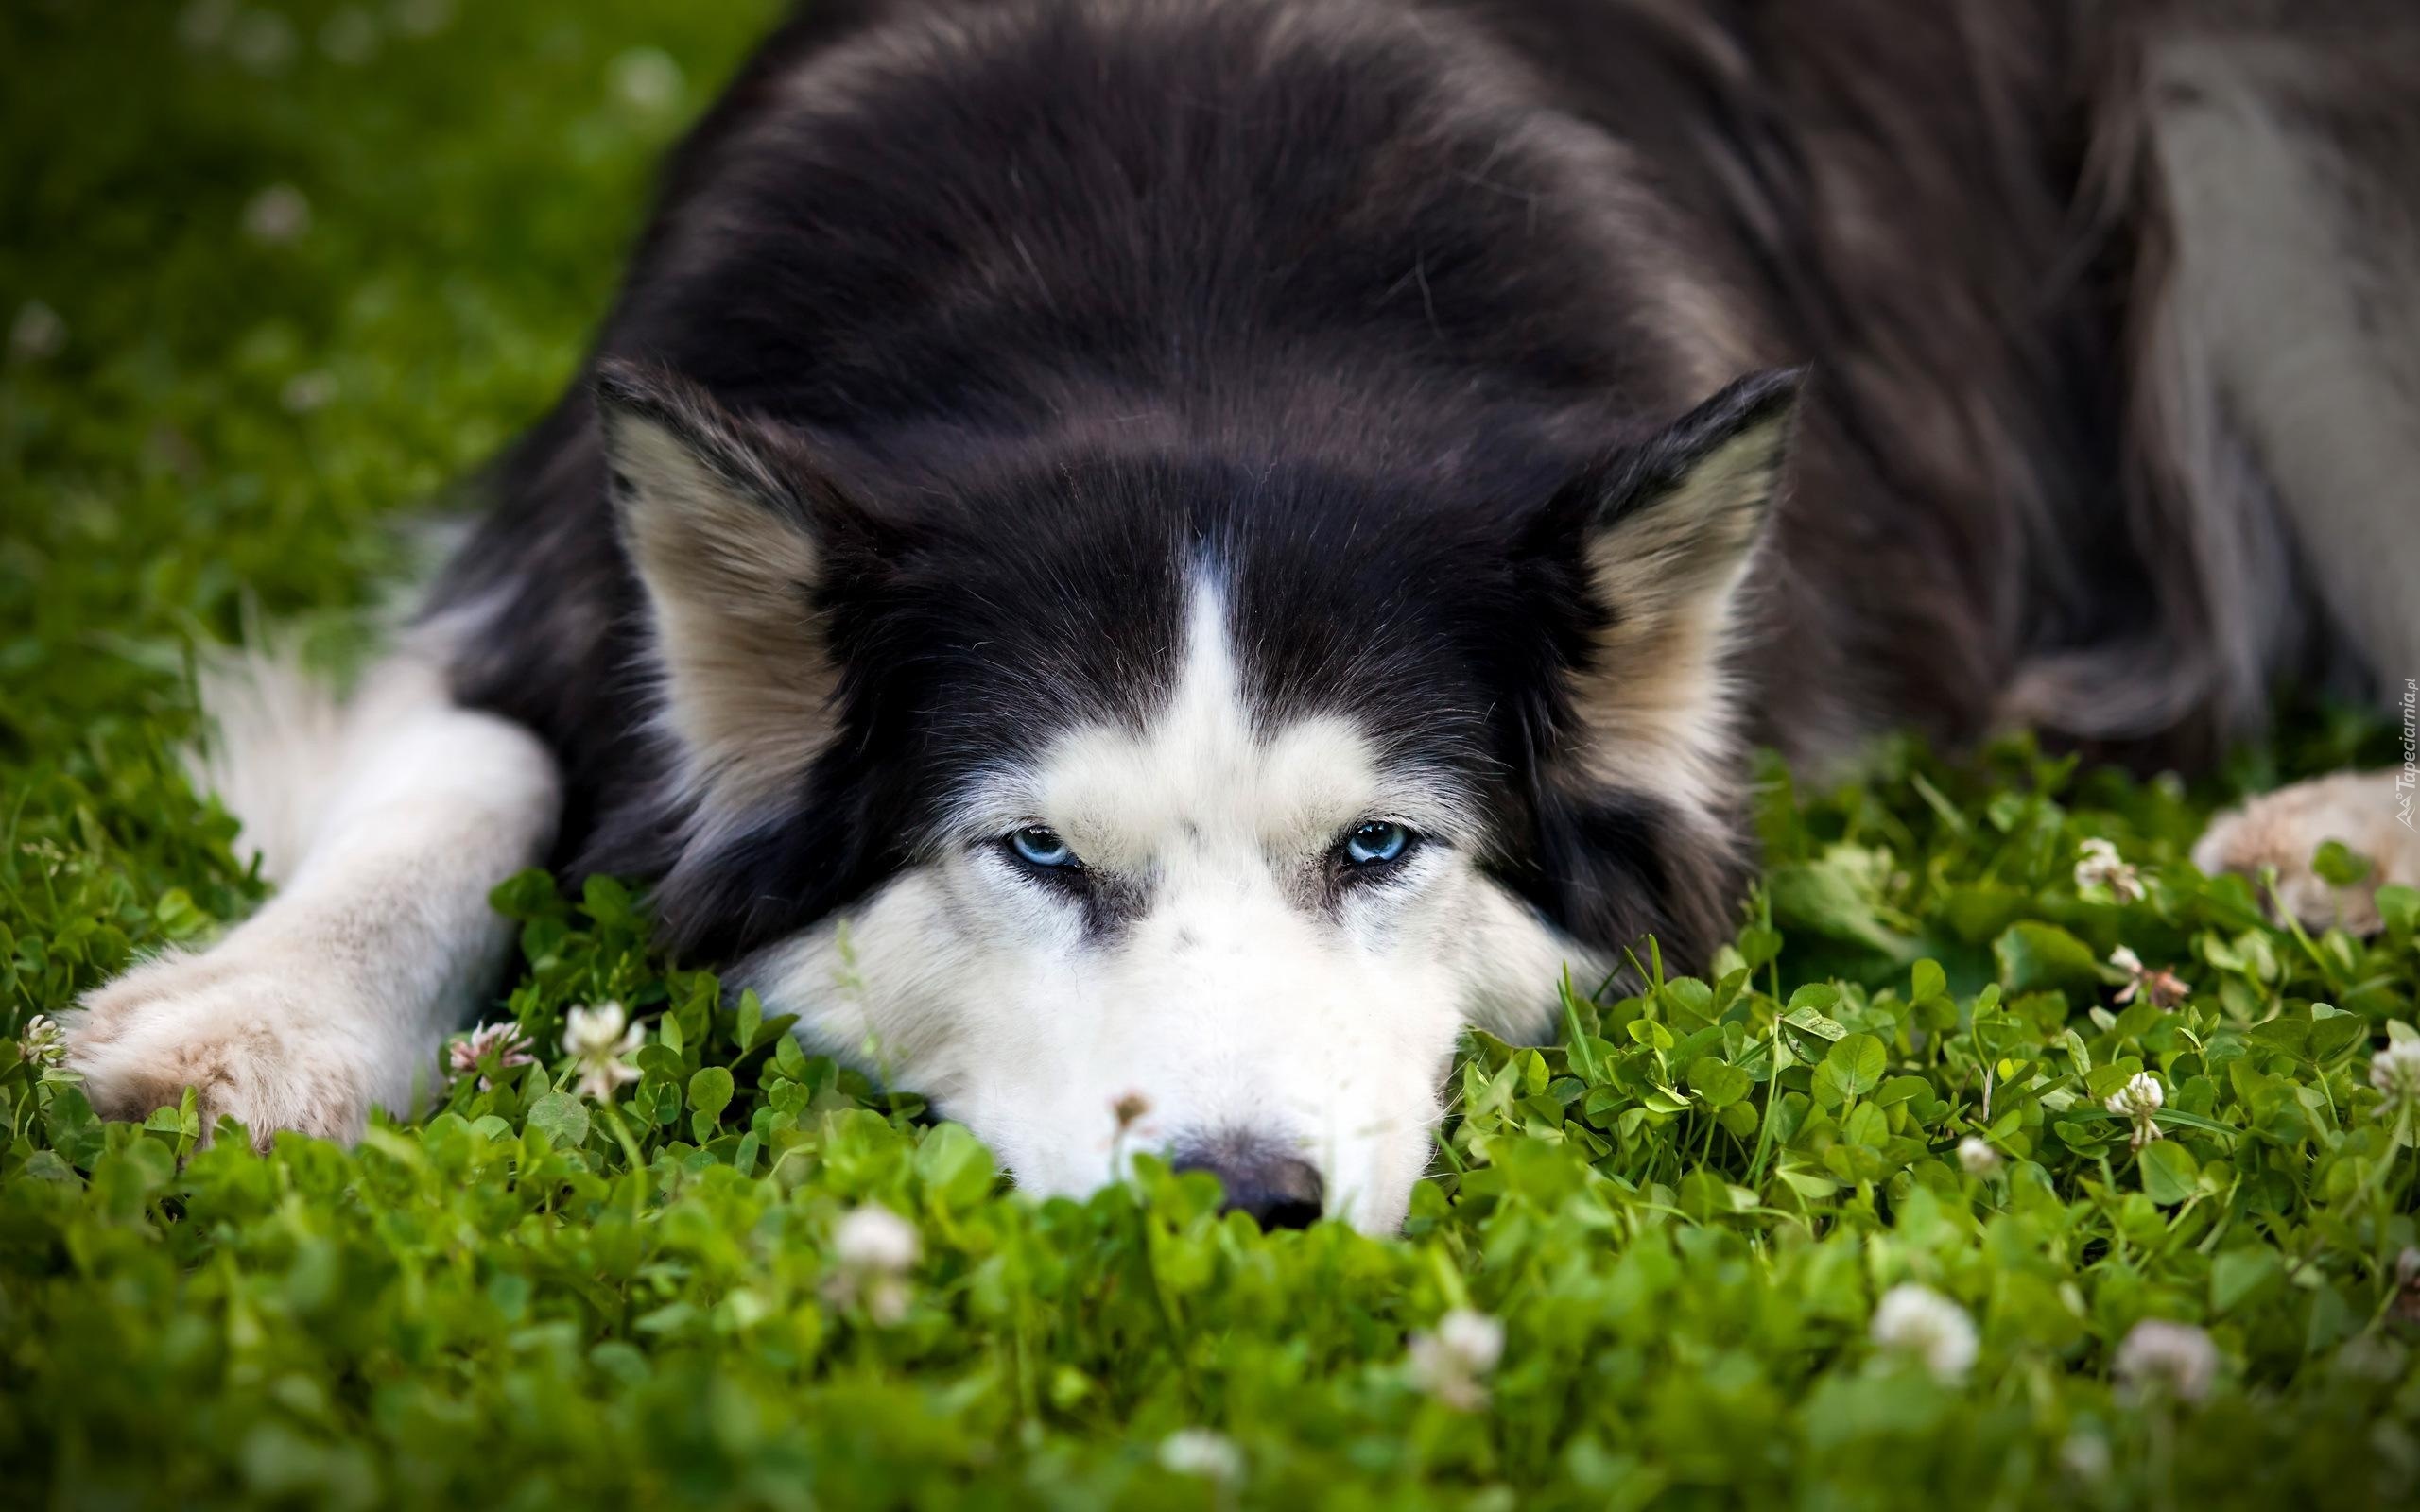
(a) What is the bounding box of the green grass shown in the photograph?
[5,3,2419,1507]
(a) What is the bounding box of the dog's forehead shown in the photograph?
[958,573,1467,860]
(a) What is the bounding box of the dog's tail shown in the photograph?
[185,644,354,886]
[2074,1,2420,751]
[185,514,477,885]
[189,644,467,886]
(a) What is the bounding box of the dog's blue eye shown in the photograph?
[1342,820,1410,866]
[1008,826,1078,868]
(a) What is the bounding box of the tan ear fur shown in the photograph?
[601,377,843,824]
[1568,374,1797,819]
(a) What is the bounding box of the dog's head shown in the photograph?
[589,360,1796,1231]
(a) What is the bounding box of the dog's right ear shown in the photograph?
[593,359,871,822]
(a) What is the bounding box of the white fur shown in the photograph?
[738,574,1591,1231]
[66,653,562,1144]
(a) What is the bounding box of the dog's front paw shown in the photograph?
[62,942,389,1148]
[2191,769,2416,935]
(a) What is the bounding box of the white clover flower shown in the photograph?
[2394,1247,2420,1328]
[448,1021,535,1091]
[241,183,312,245]
[2105,1072,2164,1117]
[16,1014,66,1071]
[2369,1035,2420,1111]
[2113,1318,2218,1402]
[2074,838,2145,902]
[561,1002,644,1103]
[1956,1136,2003,1177]
[1407,1307,1504,1410]
[1869,1283,1979,1383]
[1158,1429,1244,1483]
[319,7,380,65]
[390,0,457,39]
[1436,1308,1505,1372]
[178,0,237,51]
[826,1203,920,1325]
[227,9,297,74]
[834,1203,922,1275]
[2108,946,2189,1011]
[609,47,685,114]
[2105,1072,2165,1150]
[2059,1432,2112,1483]
[280,370,337,414]
[9,301,66,362]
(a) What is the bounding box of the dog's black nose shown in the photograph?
[1172,1134,1323,1229]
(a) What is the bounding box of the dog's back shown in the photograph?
[437,0,2416,814]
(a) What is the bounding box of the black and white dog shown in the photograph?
[68,0,2420,1230]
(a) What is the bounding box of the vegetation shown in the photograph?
[4,3,2416,1506]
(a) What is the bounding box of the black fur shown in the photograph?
[422,0,2341,972]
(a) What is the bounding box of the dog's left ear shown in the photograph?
[1552,368,1802,796]
[1521,369,1803,969]
[593,358,875,823]
[1575,368,1802,674]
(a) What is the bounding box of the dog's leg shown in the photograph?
[2193,769,2420,935]
[64,654,560,1145]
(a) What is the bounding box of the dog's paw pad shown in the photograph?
[62,946,378,1148]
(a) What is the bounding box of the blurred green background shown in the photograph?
[1,0,776,670]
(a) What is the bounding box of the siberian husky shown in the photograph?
[67,0,2420,1231]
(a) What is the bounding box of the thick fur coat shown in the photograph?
[66,0,2420,1228]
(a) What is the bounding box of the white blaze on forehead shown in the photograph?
[966,572,1465,864]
